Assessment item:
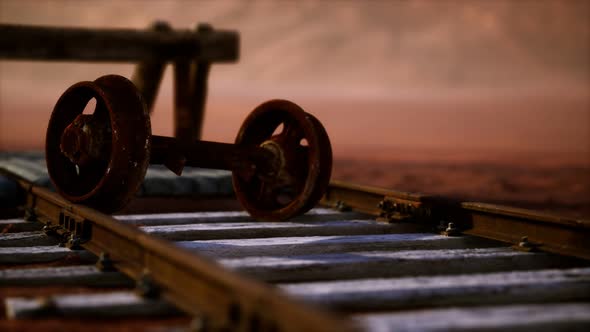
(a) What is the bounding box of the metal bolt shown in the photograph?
[35,296,57,316]
[189,316,208,332]
[400,204,407,213]
[96,252,115,271]
[42,225,58,235]
[227,301,242,327]
[24,207,37,221]
[66,234,81,250]
[58,234,68,247]
[335,200,351,212]
[443,222,460,236]
[136,271,159,298]
[514,236,538,252]
[519,236,533,248]
[378,200,395,212]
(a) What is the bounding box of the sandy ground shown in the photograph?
[332,147,590,219]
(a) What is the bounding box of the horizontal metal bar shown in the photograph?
[321,181,590,260]
[0,24,239,62]
[460,202,590,260]
[14,179,351,332]
[150,135,275,175]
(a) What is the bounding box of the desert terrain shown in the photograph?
[332,149,590,219]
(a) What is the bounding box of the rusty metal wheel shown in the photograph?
[233,100,332,221]
[46,75,151,213]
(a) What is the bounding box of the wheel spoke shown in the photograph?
[295,145,309,165]
[78,160,108,186]
[257,181,277,208]
[276,120,302,146]
[285,144,309,185]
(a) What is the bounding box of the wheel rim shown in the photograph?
[45,75,151,213]
[232,99,332,221]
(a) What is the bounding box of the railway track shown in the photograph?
[2,163,590,331]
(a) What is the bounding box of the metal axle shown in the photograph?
[150,135,279,178]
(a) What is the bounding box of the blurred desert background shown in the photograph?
[0,0,589,217]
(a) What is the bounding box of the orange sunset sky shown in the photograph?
[0,0,589,164]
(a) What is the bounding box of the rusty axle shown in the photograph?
[58,121,279,179]
[150,135,278,178]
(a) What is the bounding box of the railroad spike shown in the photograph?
[46,75,332,221]
[96,252,115,272]
[65,233,82,250]
[136,271,160,298]
[443,222,460,236]
[23,207,37,222]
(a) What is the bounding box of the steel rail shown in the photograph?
[11,177,353,332]
[0,24,239,62]
[321,180,590,260]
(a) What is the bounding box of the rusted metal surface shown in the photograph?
[153,100,334,221]
[59,114,111,167]
[0,24,239,62]
[47,77,332,220]
[461,202,590,260]
[171,23,211,142]
[321,181,590,260]
[131,21,171,114]
[188,57,211,141]
[173,60,196,143]
[176,23,213,141]
[46,75,151,214]
[9,179,352,332]
[234,100,333,221]
[150,136,275,177]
